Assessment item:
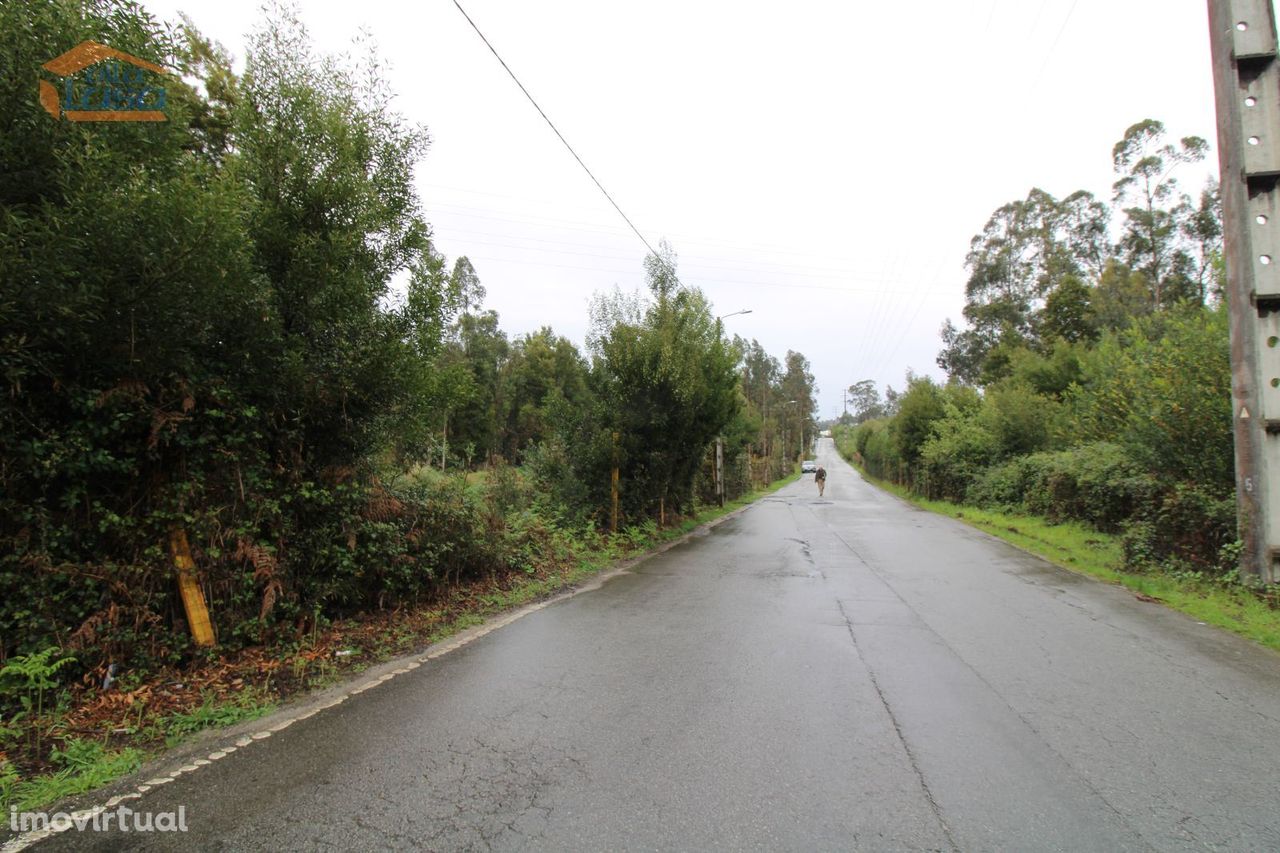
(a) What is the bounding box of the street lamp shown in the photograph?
[717,309,753,321]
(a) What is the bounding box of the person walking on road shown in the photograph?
[815,465,826,497]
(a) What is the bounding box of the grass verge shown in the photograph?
[2,741,142,813]
[855,467,1280,654]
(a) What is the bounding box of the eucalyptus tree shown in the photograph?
[238,7,449,472]
[779,351,817,458]
[1181,180,1224,304]
[499,328,589,460]
[846,379,884,424]
[449,256,485,320]
[1111,119,1209,309]
[738,338,782,456]
[586,242,740,519]
[938,187,1109,384]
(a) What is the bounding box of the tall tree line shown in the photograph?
[431,242,818,521]
[936,120,1219,386]
[0,1,815,670]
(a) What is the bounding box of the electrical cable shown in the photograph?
[431,226,949,284]
[1027,0,1081,92]
[869,258,948,383]
[454,253,947,295]
[850,250,908,378]
[451,0,669,271]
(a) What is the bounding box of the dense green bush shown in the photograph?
[1146,481,1233,568]
[892,376,947,468]
[847,297,1235,574]
[918,410,999,501]
[1068,308,1232,489]
[964,453,1043,510]
[852,419,901,483]
[980,383,1057,458]
[967,443,1156,532]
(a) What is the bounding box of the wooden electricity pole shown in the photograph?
[1209,0,1280,583]
[610,430,620,534]
[715,436,725,507]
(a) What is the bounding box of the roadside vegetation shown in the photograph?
[833,118,1280,645]
[0,3,819,808]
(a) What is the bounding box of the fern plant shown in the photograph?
[0,648,75,719]
[0,648,75,755]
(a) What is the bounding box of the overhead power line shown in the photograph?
[453,253,946,296]
[1027,0,1081,93]
[451,0,667,268]
[431,222,947,282]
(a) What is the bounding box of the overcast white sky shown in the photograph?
[145,0,1225,418]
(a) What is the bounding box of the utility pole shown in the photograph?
[610,431,620,534]
[786,400,798,465]
[715,436,725,507]
[714,309,750,502]
[1209,0,1280,584]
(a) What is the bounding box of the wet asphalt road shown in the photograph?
[31,438,1280,851]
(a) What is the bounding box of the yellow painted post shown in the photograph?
[169,529,215,647]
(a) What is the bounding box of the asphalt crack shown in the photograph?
[402,733,585,850]
[835,597,959,852]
